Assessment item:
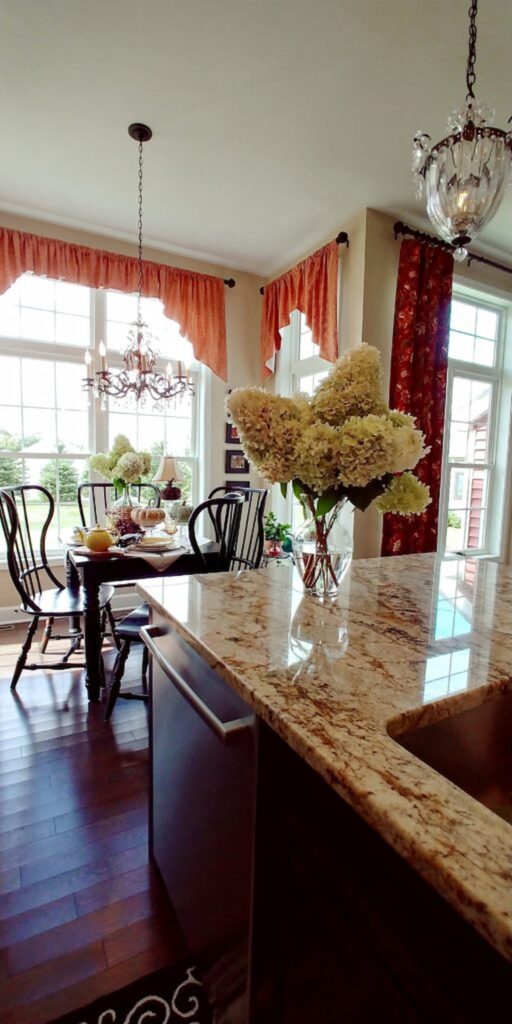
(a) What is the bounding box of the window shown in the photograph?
[274,311,331,531]
[439,293,506,556]
[0,274,198,554]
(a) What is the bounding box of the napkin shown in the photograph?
[123,545,187,572]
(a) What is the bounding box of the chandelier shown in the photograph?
[412,0,512,261]
[83,123,195,405]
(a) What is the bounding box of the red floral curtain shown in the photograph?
[381,239,454,556]
[260,240,339,378]
[0,226,228,380]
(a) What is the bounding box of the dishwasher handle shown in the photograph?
[141,625,255,743]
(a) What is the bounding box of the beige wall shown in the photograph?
[345,209,400,559]
[0,213,261,612]
[339,209,367,356]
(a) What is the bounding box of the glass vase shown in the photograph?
[292,506,353,598]
[108,484,142,536]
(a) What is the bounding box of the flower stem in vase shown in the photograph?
[293,498,352,598]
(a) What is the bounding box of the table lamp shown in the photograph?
[152,456,182,500]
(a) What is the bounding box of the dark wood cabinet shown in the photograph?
[251,723,512,1024]
[146,620,512,1023]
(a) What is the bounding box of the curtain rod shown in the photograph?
[393,221,512,277]
[259,231,349,295]
[224,278,236,287]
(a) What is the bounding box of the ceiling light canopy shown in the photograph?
[83,123,195,406]
[412,0,512,261]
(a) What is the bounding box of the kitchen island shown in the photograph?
[138,554,512,1022]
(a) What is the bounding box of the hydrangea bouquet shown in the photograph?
[226,344,430,595]
[90,434,152,495]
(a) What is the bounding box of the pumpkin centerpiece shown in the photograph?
[131,507,166,535]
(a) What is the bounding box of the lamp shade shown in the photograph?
[152,456,181,483]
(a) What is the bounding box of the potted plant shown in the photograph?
[263,511,291,558]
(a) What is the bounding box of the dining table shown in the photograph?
[66,540,220,701]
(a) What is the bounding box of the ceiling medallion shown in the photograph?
[83,123,194,407]
[412,0,512,261]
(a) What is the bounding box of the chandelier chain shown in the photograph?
[137,138,144,323]
[466,0,478,101]
[83,122,195,406]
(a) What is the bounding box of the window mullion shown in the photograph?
[92,289,108,456]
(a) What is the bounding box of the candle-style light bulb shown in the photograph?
[84,348,92,367]
[166,362,173,380]
[99,340,107,372]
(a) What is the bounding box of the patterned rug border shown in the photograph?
[47,961,212,1024]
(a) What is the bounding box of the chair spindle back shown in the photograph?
[188,494,245,572]
[0,485,62,611]
[77,483,161,527]
[208,486,268,569]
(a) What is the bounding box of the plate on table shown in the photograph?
[127,537,179,554]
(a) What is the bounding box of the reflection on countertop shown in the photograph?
[137,553,512,962]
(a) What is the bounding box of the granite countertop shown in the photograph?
[137,553,512,962]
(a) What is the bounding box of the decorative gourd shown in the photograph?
[130,508,145,526]
[137,508,166,530]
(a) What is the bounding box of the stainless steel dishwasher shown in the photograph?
[142,622,257,1023]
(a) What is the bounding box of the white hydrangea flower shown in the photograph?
[376,473,431,515]
[225,345,431,514]
[312,344,386,426]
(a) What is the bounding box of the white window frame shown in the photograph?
[273,310,331,528]
[0,276,200,554]
[438,289,507,557]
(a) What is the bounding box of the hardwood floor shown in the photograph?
[0,621,186,1024]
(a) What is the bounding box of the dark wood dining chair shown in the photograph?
[78,484,163,639]
[104,494,245,721]
[77,482,161,528]
[208,485,268,569]
[188,493,245,572]
[0,485,115,691]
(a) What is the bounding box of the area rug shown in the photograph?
[48,962,213,1023]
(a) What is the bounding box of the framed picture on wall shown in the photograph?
[225,422,241,444]
[226,480,250,491]
[225,450,250,474]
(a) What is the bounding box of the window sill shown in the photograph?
[444,550,499,561]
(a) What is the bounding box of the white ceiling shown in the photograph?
[1,0,511,275]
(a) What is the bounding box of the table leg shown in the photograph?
[83,580,104,702]
[65,553,82,635]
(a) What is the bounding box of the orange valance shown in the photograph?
[260,240,339,377]
[0,226,227,380]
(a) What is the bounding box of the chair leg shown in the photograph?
[11,617,39,691]
[61,634,82,663]
[105,639,131,722]
[105,603,121,650]
[40,616,54,654]
[141,645,149,692]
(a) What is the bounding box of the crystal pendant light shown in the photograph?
[412,0,512,261]
[83,123,195,404]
